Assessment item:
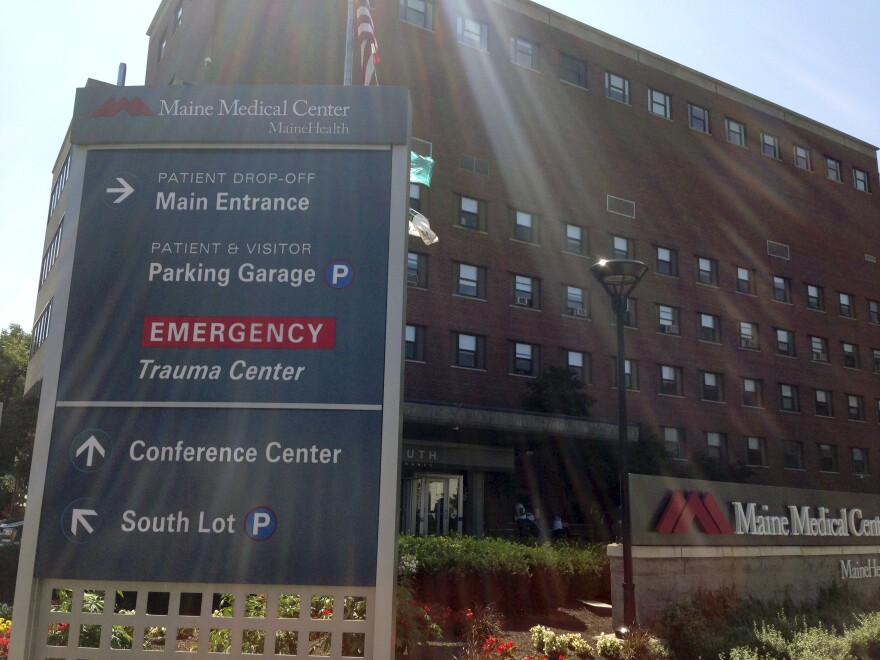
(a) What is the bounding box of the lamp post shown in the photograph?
[590,258,648,633]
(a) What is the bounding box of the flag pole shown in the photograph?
[344,0,355,85]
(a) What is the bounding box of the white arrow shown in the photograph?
[71,508,98,536]
[75,435,106,467]
[106,177,134,203]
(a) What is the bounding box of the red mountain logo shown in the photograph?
[91,97,155,117]
[655,490,734,534]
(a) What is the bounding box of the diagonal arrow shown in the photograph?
[107,177,134,203]
[75,435,106,467]
[71,508,98,536]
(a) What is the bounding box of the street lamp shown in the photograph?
[590,258,648,633]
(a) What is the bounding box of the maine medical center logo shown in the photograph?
[91,97,155,117]
[654,489,880,539]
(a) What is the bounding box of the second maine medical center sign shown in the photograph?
[33,85,410,586]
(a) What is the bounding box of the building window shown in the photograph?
[513,210,537,242]
[688,103,710,133]
[742,378,762,407]
[564,224,586,255]
[648,89,672,119]
[564,285,588,317]
[839,291,855,318]
[453,332,485,369]
[853,447,869,475]
[512,275,539,308]
[706,432,727,460]
[761,133,780,159]
[47,153,71,221]
[612,235,633,259]
[456,16,488,51]
[783,440,804,470]
[725,118,746,146]
[559,53,587,88]
[847,394,864,421]
[739,322,759,350]
[622,298,637,328]
[775,328,796,357]
[659,365,683,396]
[511,36,540,70]
[30,299,53,356]
[814,389,834,417]
[510,341,538,376]
[407,252,428,288]
[174,2,183,30]
[793,145,812,170]
[810,336,829,363]
[409,183,423,211]
[872,348,880,373]
[612,357,637,390]
[853,167,871,193]
[567,350,589,383]
[699,313,721,343]
[158,29,168,62]
[779,384,800,413]
[400,0,433,30]
[868,300,880,324]
[818,444,839,472]
[405,324,426,361]
[459,153,489,175]
[736,267,754,294]
[455,263,485,298]
[772,276,791,303]
[806,284,824,311]
[655,246,678,276]
[605,72,630,104]
[696,256,717,285]
[663,427,686,459]
[746,436,768,467]
[701,371,724,402]
[458,195,486,230]
[656,304,680,335]
[842,342,860,369]
[825,156,842,182]
[39,218,64,289]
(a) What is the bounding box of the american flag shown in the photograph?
[356,0,380,85]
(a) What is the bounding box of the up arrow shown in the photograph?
[71,508,98,536]
[75,435,106,467]
[107,177,135,203]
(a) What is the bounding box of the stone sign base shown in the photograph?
[608,543,880,629]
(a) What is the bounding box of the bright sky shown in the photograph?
[0,1,877,332]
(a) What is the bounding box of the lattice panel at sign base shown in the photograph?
[32,580,373,658]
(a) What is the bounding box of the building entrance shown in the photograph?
[400,474,463,535]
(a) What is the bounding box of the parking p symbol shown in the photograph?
[325,260,354,289]
[244,507,277,541]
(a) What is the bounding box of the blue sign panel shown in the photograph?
[57,149,391,404]
[37,407,380,584]
[36,146,394,584]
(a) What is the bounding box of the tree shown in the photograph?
[521,365,595,417]
[0,324,38,516]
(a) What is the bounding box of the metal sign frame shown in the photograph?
[13,85,409,659]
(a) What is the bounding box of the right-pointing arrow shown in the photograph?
[106,177,134,203]
[71,508,98,536]
[75,435,106,467]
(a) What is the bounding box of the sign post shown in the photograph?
[14,85,409,658]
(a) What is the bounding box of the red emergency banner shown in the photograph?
[142,316,336,349]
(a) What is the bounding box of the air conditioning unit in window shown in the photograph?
[515,296,530,306]
[660,323,679,334]
[407,272,419,285]
[741,339,757,349]
[812,351,827,362]
[573,307,588,317]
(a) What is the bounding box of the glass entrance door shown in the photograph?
[400,474,463,535]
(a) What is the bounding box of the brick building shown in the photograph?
[31,0,880,539]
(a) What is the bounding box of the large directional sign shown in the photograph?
[31,85,409,588]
